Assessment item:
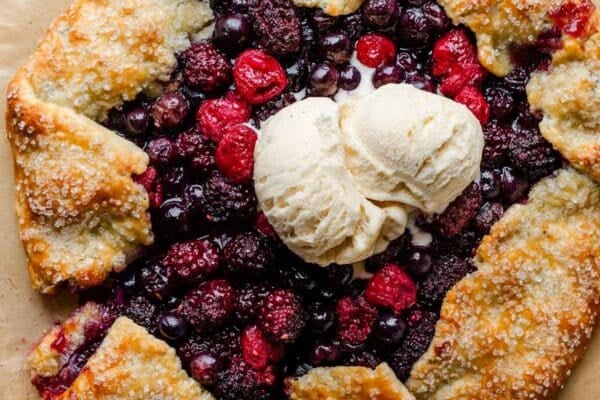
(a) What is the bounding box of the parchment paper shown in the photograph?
[0,1,599,398]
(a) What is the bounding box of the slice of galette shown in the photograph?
[7,0,600,398]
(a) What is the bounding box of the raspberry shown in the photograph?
[432,182,482,238]
[216,124,258,183]
[179,280,236,333]
[433,29,487,98]
[258,289,305,343]
[182,42,232,93]
[549,0,595,37]
[356,33,396,68]
[252,0,302,56]
[222,231,274,279]
[417,255,474,307]
[234,50,288,105]
[241,325,284,370]
[197,94,251,142]
[335,296,377,346]
[134,166,163,208]
[432,29,478,77]
[364,263,417,313]
[201,170,258,223]
[214,357,276,400]
[455,86,490,125]
[163,239,220,284]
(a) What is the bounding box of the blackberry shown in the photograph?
[124,295,160,332]
[253,0,301,56]
[201,171,258,224]
[253,93,297,126]
[259,289,305,343]
[431,183,482,238]
[417,255,474,307]
[222,231,275,278]
[182,42,232,93]
[179,280,236,333]
[508,127,560,181]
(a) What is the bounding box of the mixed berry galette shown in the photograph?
[6,0,600,398]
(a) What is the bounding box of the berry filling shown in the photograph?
[33,0,569,399]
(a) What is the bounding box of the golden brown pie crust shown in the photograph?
[9,0,600,398]
[5,0,213,293]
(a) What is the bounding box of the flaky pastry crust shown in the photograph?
[56,317,213,399]
[285,363,415,400]
[407,168,600,399]
[5,0,213,293]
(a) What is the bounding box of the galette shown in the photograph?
[6,0,600,398]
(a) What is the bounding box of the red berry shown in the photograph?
[241,325,283,370]
[432,29,478,76]
[549,0,595,38]
[134,166,163,208]
[356,33,397,68]
[163,239,220,284]
[180,280,236,333]
[433,30,487,97]
[234,50,288,105]
[216,124,258,184]
[336,296,377,346]
[365,264,417,313]
[439,63,487,97]
[255,212,276,236]
[258,289,305,343]
[197,95,251,142]
[455,86,490,125]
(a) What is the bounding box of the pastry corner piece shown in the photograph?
[285,363,415,400]
[5,0,213,293]
[407,168,600,399]
[50,316,212,400]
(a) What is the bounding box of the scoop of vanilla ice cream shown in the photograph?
[254,97,407,266]
[340,84,484,214]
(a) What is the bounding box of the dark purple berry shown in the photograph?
[161,167,186,195]
[151,93,189,130]
[339,65,361,90]
[234,284,272,324]
[137,263,175,300]
[422,1,450,32]
[398,7,432,47]
[404,72,436,92]
[501,166,529,202]
[308,63,340,96]
[310,343,340,365]
[311,10,339,32]
[432,183,482,238]
[158,311,189,341]
[307,302,335,334]
[183,42,232,93]
[417,255,473,307]
[180,280,236,333]
[373,311,407,345]
[124,295,159,332]
[318,31,352,65]
[480,169,502,200]
[396,51,418,74]
[155,198,189,238]
[508,127,560,181]
[473,202,504,235]
[362,0,399,28]
[253,93,297,126]
[163,239,220,284]
[252,0,301,56]
[146,136,178,168]
[503,66,529,93]
[373,63,403,88]
[213,357,276,400]
[213,13,253,55]
[484,87,515,119]
[190,352,222,386]
[222,231,274,278]
[124,106,150,135]
[341,13,365,41]
[322,264,353,289]
[201,171,258,224]
[405,248,432,279]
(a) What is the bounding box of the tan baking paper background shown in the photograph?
[0,0,600,398]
